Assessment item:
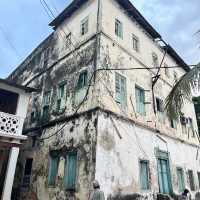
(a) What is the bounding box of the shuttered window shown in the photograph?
[135,86,145,115]
[188,170,195,191]
[81,17,89,36]
[48,153,59,186]
[76,71,88,90]
[42,91,51,120]
[156,150,172,194]
[140,160,150,190]
[197,172,200,188]
[115,19,123,39]
[57,84,66,111]
[64,152,77,190]
[177,168,185,192]
[115,73,127,107]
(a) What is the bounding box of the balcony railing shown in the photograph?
[0,111,24,136]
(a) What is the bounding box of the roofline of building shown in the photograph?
[49,0,190,72]
[0,78,38,93]
[49,0,161,39]
[163,45,190,72]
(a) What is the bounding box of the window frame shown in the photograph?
[48,151,60,187]
[115,18,123,39]
[197,172,200,188]
[56,83,66,111]
[152,53,159,68]
[115,72,127,107]
[64,151,78,191]
[81,16,89,36]
[135,85,146,116]
[188,170,195,191]
[139,159,150,191]
[164,63,170,78]
[42,90,51,120]
[132,34,139,52]
[22,158,33,189]
[176,167,185,192]
[76,70,88,90]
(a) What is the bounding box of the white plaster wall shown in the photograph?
[101,0,185,82]
[55,0,98,58]
[97,35,199,145]
[95,113,200,198]
[96,0,199,145]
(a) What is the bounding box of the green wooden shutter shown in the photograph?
[177,168,185,192]
[76,71,88,90]
[120,76,126,107]
[119,22,123,39]
[60,84,66,110]
[188,170,195,191]
[135,87,145,115]
[197,172,200,188]
[115,73,121,103]
[140,89,145,115]
[157,158,171,194]
[140,160,149,190]
[115,73,126,106]
[135,87,140,113]
[48,155,59,186]
[64,152,77,190]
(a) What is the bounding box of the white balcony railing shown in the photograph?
[0,111,24,136]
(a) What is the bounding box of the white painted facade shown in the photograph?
[0,81,32,200]
[8,0,200,199]
[96,113,200,199]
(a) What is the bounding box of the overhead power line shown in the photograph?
[39,0,84,60]
[0,25,20,58]
[39,63,198,141]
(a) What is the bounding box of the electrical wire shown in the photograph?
[39,64,199,141]
[36,0,198,141]
[0,25,21,58]
[40,0,85,61]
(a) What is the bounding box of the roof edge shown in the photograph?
[0,78,38,93]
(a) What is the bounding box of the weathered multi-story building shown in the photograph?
[8,0,200,199]
[193,96,200,134]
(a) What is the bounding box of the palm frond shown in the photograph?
[165,63,200,120]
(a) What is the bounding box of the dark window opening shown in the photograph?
[22,158,33,188]
[188,170,195,191]
[156,98,164,112]
[0,89,19,115]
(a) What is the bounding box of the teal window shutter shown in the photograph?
[177,168,185,192]
[76,71,88,90]
[188,170,195,191]
[115,19,123,39]
[115,73,121,103]
[115,73,126,107]
[120,76,126,107]
[48,154,59,186]
[140,160,150,190]
[197,172,200,188]
[135,86,145,115]
[157,158,172,194]
[57,84,66,111]
[64,152,77,190]
[42,91,51,120]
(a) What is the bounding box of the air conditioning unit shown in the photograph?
[180,116,188,125]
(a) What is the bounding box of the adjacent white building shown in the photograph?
[8,0,200,199]
[0,79,36,200]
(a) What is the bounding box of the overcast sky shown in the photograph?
[0,0,199,78]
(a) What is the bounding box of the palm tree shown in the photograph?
[165,63,200,120]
